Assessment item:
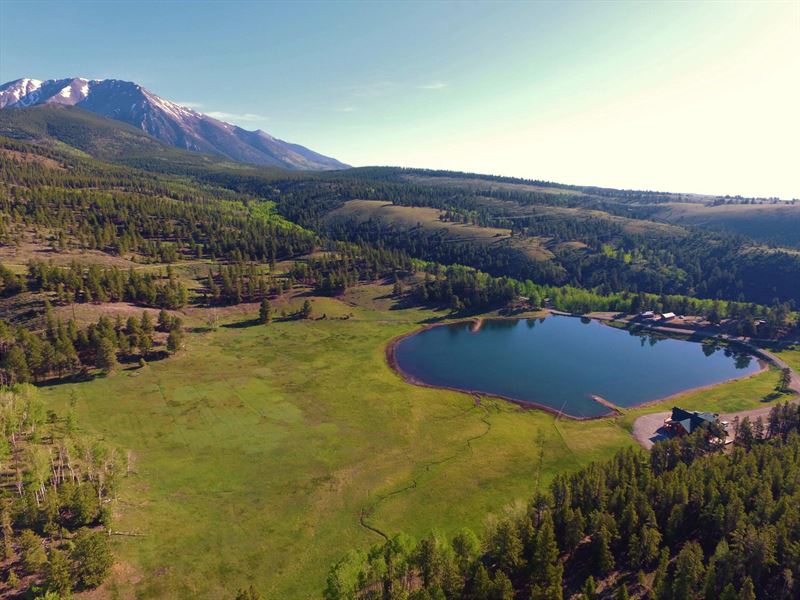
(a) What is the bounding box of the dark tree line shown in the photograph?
[405,263,795,335]
[290,242,413,296]
[23,260,189,309]
[205,263,279,306]
[0,309,184,384]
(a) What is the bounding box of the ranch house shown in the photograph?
[663,407,720,437]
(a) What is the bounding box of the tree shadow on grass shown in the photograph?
[189,325,216,334]
[388,296,422,311]
[222,318,262,329]
[222,314,302,329]
[37,371,98,387]
[417,305,494,324]
[762,390,792,403]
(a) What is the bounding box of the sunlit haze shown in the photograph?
[2,0,798,197]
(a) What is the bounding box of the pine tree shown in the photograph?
[652,548,670,600]
[46,547,73,596]
[592,524,615,573]
[580,576,596,600]
[1,506,15,561]
[641,524,662,567]
[738,577,755,600]
[491,518,523,575]
[259,298,272,324]
[138,332,153,358]
[167,329,183,354]
[530,512,563,600]
[415,535,444,590]
[70,529,113,588]
[157,309,170,331]
[472,564,492,600]
[140,311,154,334]
[672,541,705,599]
[564,507,585,553]
[95,337,118,373]
[3,346,30,383]
[19,529,47,574]
[492,571,514,600]
[299,299,313,319]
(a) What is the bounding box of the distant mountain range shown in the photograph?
[0,77,348,171]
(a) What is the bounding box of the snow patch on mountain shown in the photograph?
[0,76,348,170]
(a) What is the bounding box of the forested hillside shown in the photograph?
[3,108,800,307]
[0,137,313,264]
[1,133,796,338]
[121,161,800,307]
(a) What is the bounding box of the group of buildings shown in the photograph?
[639,311,678,323]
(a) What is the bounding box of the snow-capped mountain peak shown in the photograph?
[0,78,44,107]
[0,76,348,170]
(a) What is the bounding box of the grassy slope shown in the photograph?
[400,174,588,196]
[401,171,800,248]
[776,347,800,373]
[653,202,800,248]
[38,285,780,599]
[327,199,554,261]
[325,199,690,267]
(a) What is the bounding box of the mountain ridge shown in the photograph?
[0,76,348,171]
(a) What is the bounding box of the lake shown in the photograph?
[391,316,760,418]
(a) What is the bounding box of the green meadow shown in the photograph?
[38,286,781,599]
[777,346,800,373]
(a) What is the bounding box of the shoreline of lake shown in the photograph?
[385,314,766,419]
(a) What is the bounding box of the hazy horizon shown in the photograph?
[1,0,798,198]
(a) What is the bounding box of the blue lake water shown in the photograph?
[393,316,760,418]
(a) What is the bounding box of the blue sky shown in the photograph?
[1,1,798,197]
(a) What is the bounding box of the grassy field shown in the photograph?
[37,285,782,599]
[776,346,800,373]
